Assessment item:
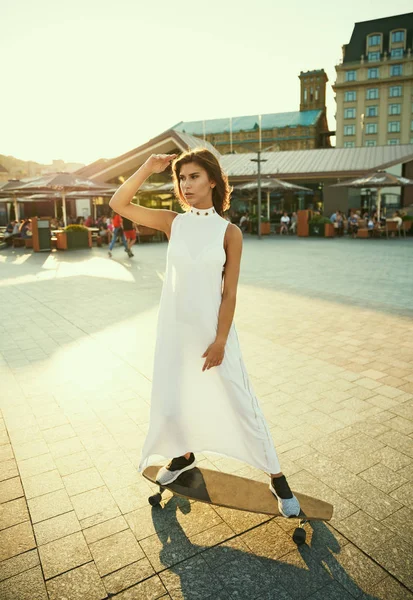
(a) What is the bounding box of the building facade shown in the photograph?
[334,12,413,148]
[172,69,332,153]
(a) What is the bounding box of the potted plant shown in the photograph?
[249,215,270,235]
[308,214,333,237]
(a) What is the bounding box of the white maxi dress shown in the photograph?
[138,206,281,474]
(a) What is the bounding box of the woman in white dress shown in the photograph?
[109,149,300,517]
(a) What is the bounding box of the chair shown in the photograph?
[385,221,401,239]
[401,221,412,238]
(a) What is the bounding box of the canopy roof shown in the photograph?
[172,111,322,136]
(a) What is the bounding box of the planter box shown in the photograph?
[67,231,89,249]
[260,222,270,235]
[324,223,335,238]
[309,223,325,237]
[56,230,92,250]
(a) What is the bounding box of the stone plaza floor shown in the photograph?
[0,235,413,600]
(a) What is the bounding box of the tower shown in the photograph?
[299,69,328,112]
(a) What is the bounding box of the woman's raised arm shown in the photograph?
[109,154,177,233]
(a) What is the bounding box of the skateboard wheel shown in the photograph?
[293,527,306,545]
[148,493,162,506]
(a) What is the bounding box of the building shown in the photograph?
[172,69,333,153]
[334,12,413,148]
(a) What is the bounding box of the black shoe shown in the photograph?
[156,453,196,485]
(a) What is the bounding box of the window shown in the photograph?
[344,108,356,119]
[368,68,379,79]
[387,139,400,145]
[366,106,378,117]
[368,34,381,46]
[345,70,356,82]
[389,86,402,97]
[388,121,400,133]
[366,88,379,100]
[390,64,403,76]
[368,52,380,61]
[388,104,401,115]
[366,123,377,134]
[344,141,355,148]
[304,89,307,101]
[365,140,377,147]
[391,31,404,43]
[344,91,356,102]
[391,48,403,59]
[344,125,355,136]
[315,88,319,100]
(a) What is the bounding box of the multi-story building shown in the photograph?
[334,12,413,147]
[172,69,332,153]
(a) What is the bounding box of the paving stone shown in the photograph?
[0,549,39,583]
[0,459,18,482]
[0,497,29,530]
[369,536,413,591]
[0,565,47,600]
[21,469,64,499]
[89,529,144,577]
[54,450,94,476]
[330,542,387,597]
[113,575,167,599]
[160,554,225,599]
[0,477,24,503]
[102,557,155,595]
[0,521,36,561]
[359,463,408,493]
[46,562,106,600]
[38,531,92,579]
[83,515,128,544]
[335,510,394,554]
[18,453,56,479]
[27,488,73,523]
[70,485,120,526]
[33,510,81,545]
[390,481,413,510]
[364,575,413,599]
[62,467,105,496]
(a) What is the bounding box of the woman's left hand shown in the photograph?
[201,341,225,371]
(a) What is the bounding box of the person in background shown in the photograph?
[330,211,337,223]
[122,216,137,256]
[289,212,297,234]
[239,211,249,233]
[393,210,402,231]
[336,210,344,237]
[84,215,93,227]
[348,211,359,238]
[279,211,290,235]
[20,219,32,238]
[108,212,132,258]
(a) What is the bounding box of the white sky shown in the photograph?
[2,0,412,165]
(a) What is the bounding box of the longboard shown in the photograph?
[143,465,333,545]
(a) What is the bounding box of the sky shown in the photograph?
[2,0,412,166]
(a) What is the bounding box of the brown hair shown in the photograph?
[171,148,231,216]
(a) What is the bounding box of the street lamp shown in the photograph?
[250,140,279,239]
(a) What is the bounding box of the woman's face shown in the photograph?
[179,162,215,207]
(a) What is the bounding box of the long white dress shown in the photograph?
[138,206,281,474]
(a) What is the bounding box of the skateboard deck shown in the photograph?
[143,465,333,522]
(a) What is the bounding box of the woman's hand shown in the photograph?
[201,341,225,371]
[144,154,177,174]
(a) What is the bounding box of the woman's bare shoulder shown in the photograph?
[224,222,243,249]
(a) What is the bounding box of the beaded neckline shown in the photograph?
[190,207,216,217]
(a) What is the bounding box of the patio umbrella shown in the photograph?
[234,178,313,219]
[6,173,116,226]
[331,170,413,220]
